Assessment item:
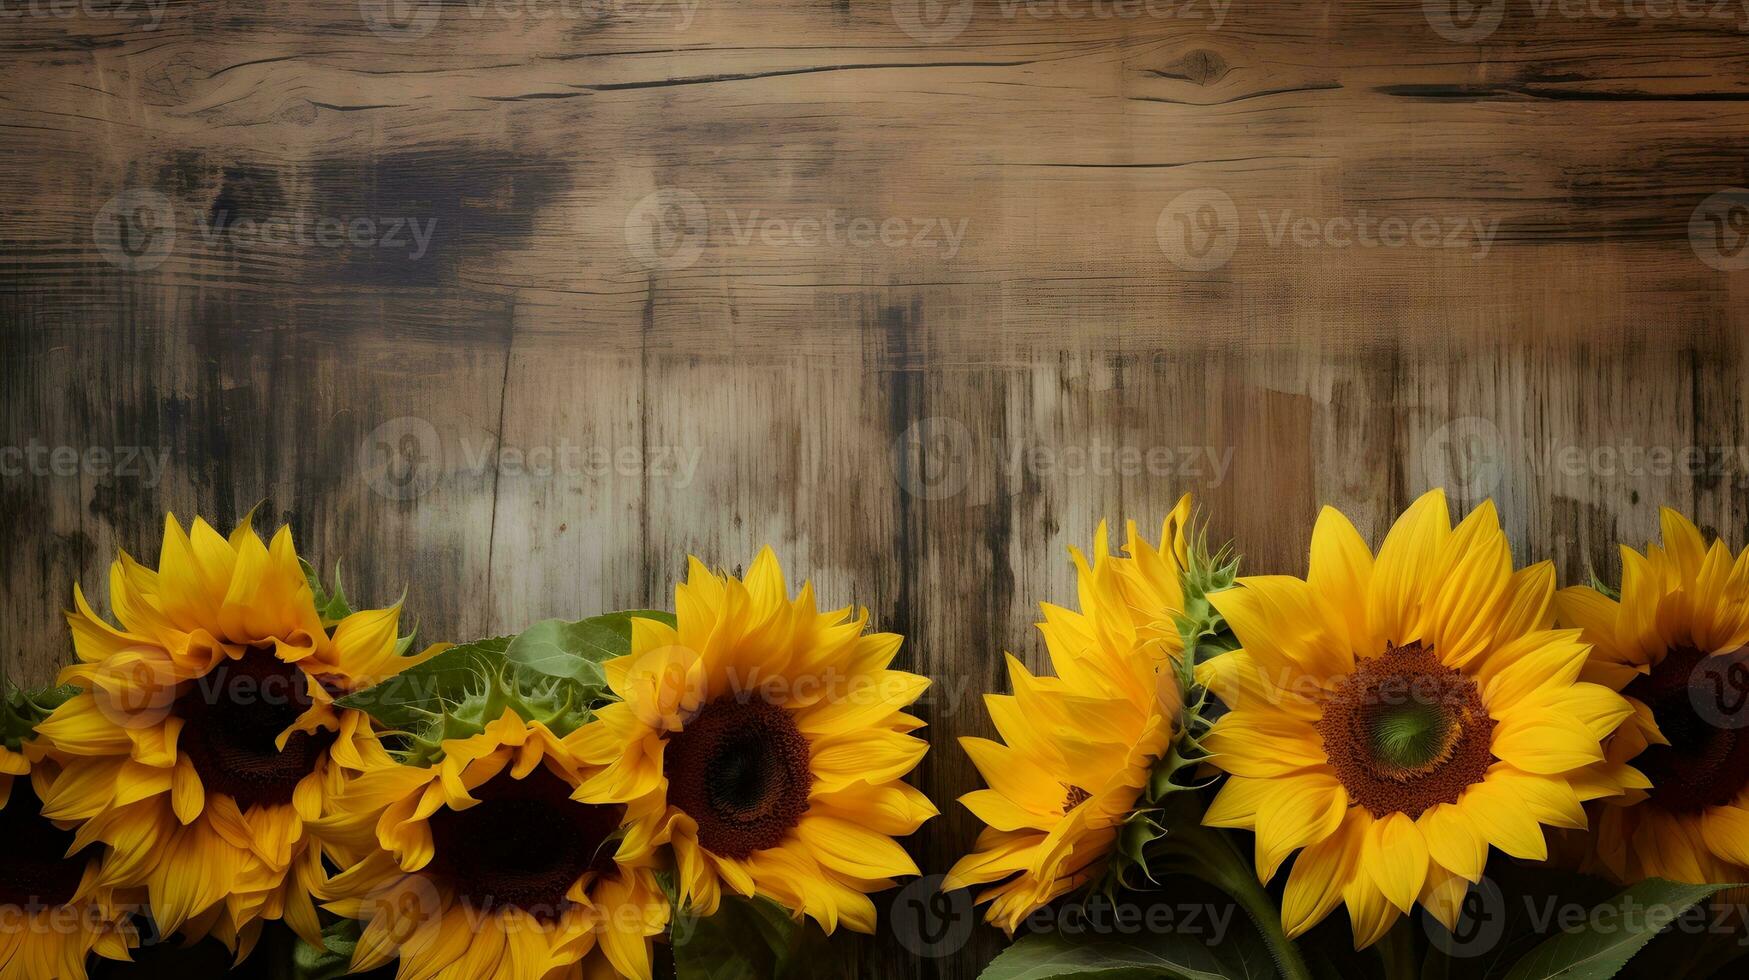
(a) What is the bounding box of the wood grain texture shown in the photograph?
[5,1,1749,975]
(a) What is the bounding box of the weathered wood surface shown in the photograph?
[5,1,1749,974]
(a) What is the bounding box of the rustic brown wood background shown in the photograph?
[5,0,1749,974]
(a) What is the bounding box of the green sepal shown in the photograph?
[1587,564,1623,602]
[337,635,513,732]
[1180,521,1241,610]
[300,558,356,627]
[300,558,426,671]
[1094,516,1233,902]
[289,919,363,980]
[350,610,676,765]
[1,679,77,752]
[1175,519,1241,668]
[400,663,596,766]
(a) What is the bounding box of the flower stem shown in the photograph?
[1150,808,1315,980]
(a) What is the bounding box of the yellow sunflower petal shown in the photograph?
[1282,808,1367,939]
[1362,811,1428,913]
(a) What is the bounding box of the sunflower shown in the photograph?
[33,514,441,956]
[1199,490,1642,947]
[313,709,665,980]
[0,742,138,979]
[1555,509,1749,884]
[943,498,1194,931]
[572,548,935,935]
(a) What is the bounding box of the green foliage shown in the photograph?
[336,634,514,731]
[672,895,847,980]
[979,929,1264,980]
[337,611,676,762]
[1098,518,1235,899]
[506,610,675,682]
[1586,566,1623,602]
[1500,879,1745,980]
[289,919,363,980]
[1,678,76,751]
[300,558,357,626]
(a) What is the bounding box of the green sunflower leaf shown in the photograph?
[977,928,1255,980]
[1499,878,1746,980]
[504,610,674,682]
[672,894,848,980]
[340,610,676,756]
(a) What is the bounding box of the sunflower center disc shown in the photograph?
[0,779,86,909]
[1627,644,1749,813]
[1317,641,1497,819]
[174,648,336,810]
[426,765,624,918]
[1061,784,1092,812]
[665,696,813,859]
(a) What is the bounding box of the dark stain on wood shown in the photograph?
[7,4,1749,976]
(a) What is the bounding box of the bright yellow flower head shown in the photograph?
[1200,490,1642,948]
[313,710,665,980]
[572,548,935,936]
[1556,509,1749,884]
[945,495,1193,932]
[33,514,441,956]
[0,742,139,980]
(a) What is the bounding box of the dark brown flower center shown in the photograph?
[1627,644,1749,813]
[665,696,813,859]
[0,779,87,909]
[1061,784,1092,812]
[174,648,336,810]
[426,764,624,918]
[1317,641,1497,819]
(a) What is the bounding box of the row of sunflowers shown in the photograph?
[2,489,1747,979]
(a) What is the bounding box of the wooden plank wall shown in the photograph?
[5,1,1749,975]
